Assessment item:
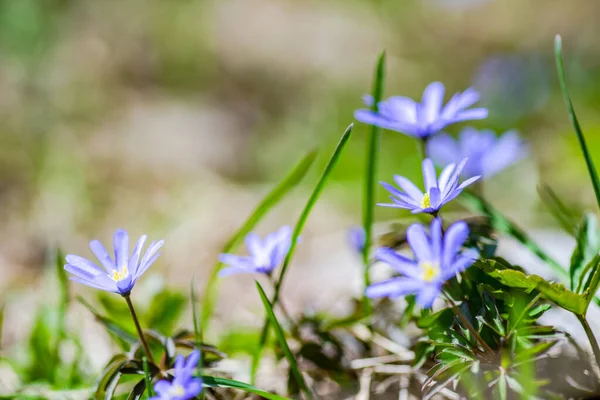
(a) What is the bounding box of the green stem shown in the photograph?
[267,274,296,330]
[124,295,155,365]
[576,314,600,378]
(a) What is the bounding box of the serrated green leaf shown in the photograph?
[476,260,586,315]
[570,214,600,291]
[361,51,386,313]
[200,150,317,339]
[253,124,353,383]
[555,35,600,211]
[255,281,312,399]
[513,341,558,365]
[201,375,292,400]
[461,192,568,281]
[581,254,600,309]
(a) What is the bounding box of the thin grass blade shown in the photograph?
[200,150,317,339]
[255,281,312,399]
[252,124,353,382]
[555,35,600,211]
[202,375,292,400]
[361,51,386,312]
[142,357,154,397]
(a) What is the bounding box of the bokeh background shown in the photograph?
[2,0,600,382]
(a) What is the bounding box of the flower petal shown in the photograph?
[422,158,438,192]
[68,276,117,293]
[428,134,461,169]
[140,240,164,270]
[113,229,129,271]
[153,380,172,396]
[415,284,441,308]
[441,250,478,281]
[128,234,147,276]
[392,175,423,201]
[365,277,424,298]
[406,223,433,263]
[89,240,116,272]
[430,218,443,262]
[442,221,470,268]
[421,81,445,124]
[374,247,419,278]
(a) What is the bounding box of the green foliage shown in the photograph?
[475,259,586,315]
[570,213,600,291]
[555,35,600,211]
[201,376,292,400]
[255,281,312,399]
[254,124,353,382]
[201,150,317,338]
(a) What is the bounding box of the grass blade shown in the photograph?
[200,150,317,339]
[555,35,600,211]
[202,375,292,400]
[255,281,312,399]
[361,51,386,312]
[252,124,353,382]
[461,191,568,281]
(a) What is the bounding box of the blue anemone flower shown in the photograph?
[366,218,477,308]
[218,226,292,276]
[427,127,527,179]
[354,82,488,139]
[151,350,203,400]
[379,158,479,214]
[64,229,164,296]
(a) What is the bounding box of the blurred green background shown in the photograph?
[0,0,599,315]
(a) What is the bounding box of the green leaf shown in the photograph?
[200,150,317,339]
[127,379,147,400]
[201,375,292,400]
[513,341,558,365]
[461,191,568,281]
[27,306,57,381]
[555,35,600,211]
[570,214,600,291]
[476,260,586,315]
[361,51,386,312]
[253,124,353,383]
[55,248,69,341]
[581,254,600,308]
[77,296,136,349]
[146,289,186,335]
[255,281,312,399]
[94,354,129,400]
[190,278,203,373]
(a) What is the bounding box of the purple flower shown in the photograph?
[348,226,366,254]
[64,229,164,296]
[379,158,479,214]
[354,82,488,139]
[366,218,477,308]
[218,226,292,276]
[151,350,203,400]
[427,127,527,179]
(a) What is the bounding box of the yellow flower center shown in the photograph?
[420,261,440,282]
[111,266,129,282]
[420,192,431,209]
[170,384,185,396]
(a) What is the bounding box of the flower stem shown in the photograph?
[577,314,600,378]
[443,292,494,355]
[267,274,296,328]
[124,295,155,365]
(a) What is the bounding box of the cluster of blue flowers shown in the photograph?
[61,81,526,400]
